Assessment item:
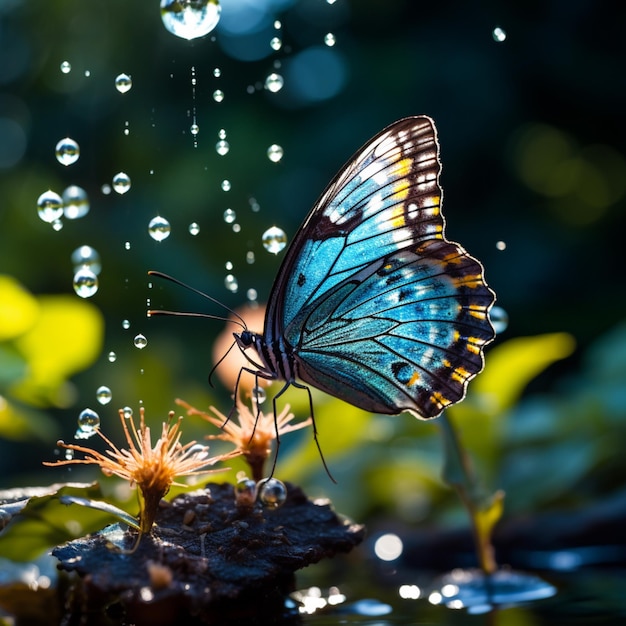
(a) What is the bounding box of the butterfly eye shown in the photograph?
[236,330,255,348]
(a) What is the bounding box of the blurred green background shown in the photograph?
[1,0,625,536]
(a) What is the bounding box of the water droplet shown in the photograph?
[273,20,281,29]
[225,261,233,271]
[235,475,257,507]
[115,73,132,93]
[262,226,287,254]
[112,172,131,194]
[124,241,131,250]
[232,223,241,233]
[496,240,507,251]
[218,128,227,139]
[223,208,236,223]
[324,32,336,47]
[252,386,266,404]
[73,268,99,298]
[189,222,200,236]
[62,185,90,219]
[71,245,101,275]
[221,179,231,192]
[492,26,507,42]
[84,70,91,77]
[270,36,282,51]
[249,197,260,212]
[96,385,112,405]
[55,137,80,166]
[188,443,210,461]
[148,216,171,241]
[107,351,117,363]
[212,89,224,103]
[190,123,200,135]
[246,250,255,264]
[122,319,130,329]
[160,0,221,40]
[264,73,284,93]
[258,478,287,508]
[490,306,509,334]
[224,274,238,292]
[52,219,63,231]
[215,139,230,155]
[134,333,148,349]
[267,144,284,163]
[37,190,63,223]
[60,61,71,74]
[77,408,100,438]
[213,67,221,77]
[246,288,258,302]
[101,184,112,195]
[122,406,133,419]
[65,448,75,460]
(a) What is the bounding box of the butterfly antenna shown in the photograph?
[208,340,238,389]
[148,270,247,329]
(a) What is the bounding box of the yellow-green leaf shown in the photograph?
[0,275,39,342]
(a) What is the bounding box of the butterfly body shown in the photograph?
[235,116,495,419]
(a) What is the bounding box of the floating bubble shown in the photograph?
[160,0,221,40]
[71,245,101,275]
[62,185,90,219]
[115,73,132,93]
[124,241,131,250]
[496,240,507,250]
[262,226,287,254]
[60,61,71,74]
[148,216,171,241]
[490,306,509,334]
[96,385,112,405]
[225,261,233,271]
[101,183,112,195]
[112,172,131,194]
[492,26,507,42]
[324,33,336,47]
[264,73,284,93]
[52,219,63,231]
[65,449,74,460]
[213,89,224,103]
[190,123,199,135]
[134,334,147,349]
[258,478,287,508]
[246,250,255,264]
[76,408,100,438]
[213,67,221,77]
[216,139,230,155]
[122,406,133,419]
[37,190,63,223]
[274,20,281,29]
[221,179,231,191]
[232,223,241,233]
[107,351,117,363]
[55,137,80,166]
[270,36,282,51]
[84,70,91,77]
[218,128,227,139]
[189,222,200,236]
[224,274,238,292]
[73,268,98,298]
[267,144,284,163]
[249,197,260,212]
[122,319,130,329]
[223,208,236,223]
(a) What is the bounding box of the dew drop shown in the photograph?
[55,137,80,166]
[189,222,200,236]
[324,32,336,47]
[101,184,112,195]
[107,351,117,363]
[232,223,241,233]
[273,20,281,29]
[224,274,238,292]
[496,240,507,251]
[270,36,282,51]
[215,139,230,155]
[223,208,236,223]
[148,216,171,241]
[490,306,509,334]
[258,478,287,508]
[225,261,233,271]
[115,73,132,93]
[84,70,91,77]
[218,128,227,139]
[122,406,133,419]
[65,448,75,460]
[213,67,221,77]
[124,241,131,250]
[267,144,284,163]
[37,190,63,223]
[112,172,131,194]
[73,268,99,298]
[188,443,210,461]
[96,385,112,405]
[213,89,224,102]
[246,288,258,302]
[122,319,130,329]
[71,245,101,275]
[246,250,255,264]
[76,408,100,438]
[190,123,200,136]
[235,475,257,507]
[160,0,221,40]
[52,219,64,231]
[264,73,284,93]
[62,185,90,219]
[134,334,148,349]
[492,26,507,42]
[262,226,287,254]
[249,197,260,212]
[221,179,231,192]
[60,61,71,74]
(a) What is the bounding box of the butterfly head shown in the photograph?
[233,329,275,378]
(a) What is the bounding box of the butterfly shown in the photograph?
[234,116,495,420]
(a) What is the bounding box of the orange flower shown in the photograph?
[44,407,233,533]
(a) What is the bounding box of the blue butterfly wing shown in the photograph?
[264,116,495,418]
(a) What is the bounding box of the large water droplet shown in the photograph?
[37,190,64,223]
[55,137,80,166]
[262,226,287,254]
[258,478,287,508]
[60,61,71,74]
[215,139,230,155]
[267,144,284,163]
[224,274,238,293]
[264,73,284,93]
[76,408,100,438]
[235,475,257,507]
[189,222,200,236]
[71,245,101,275]
[213,89,224,102]
[223,208,236,223]
[96,385,112,405]
[492,26,507,42]
[62,185,90,219]
[115,73,132,93]
[73,268,99,298]
[490,306,509,334]
[148,216,171,241]
[160,0,221,40]
[134,333,147,349]
[112,172,131,194]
